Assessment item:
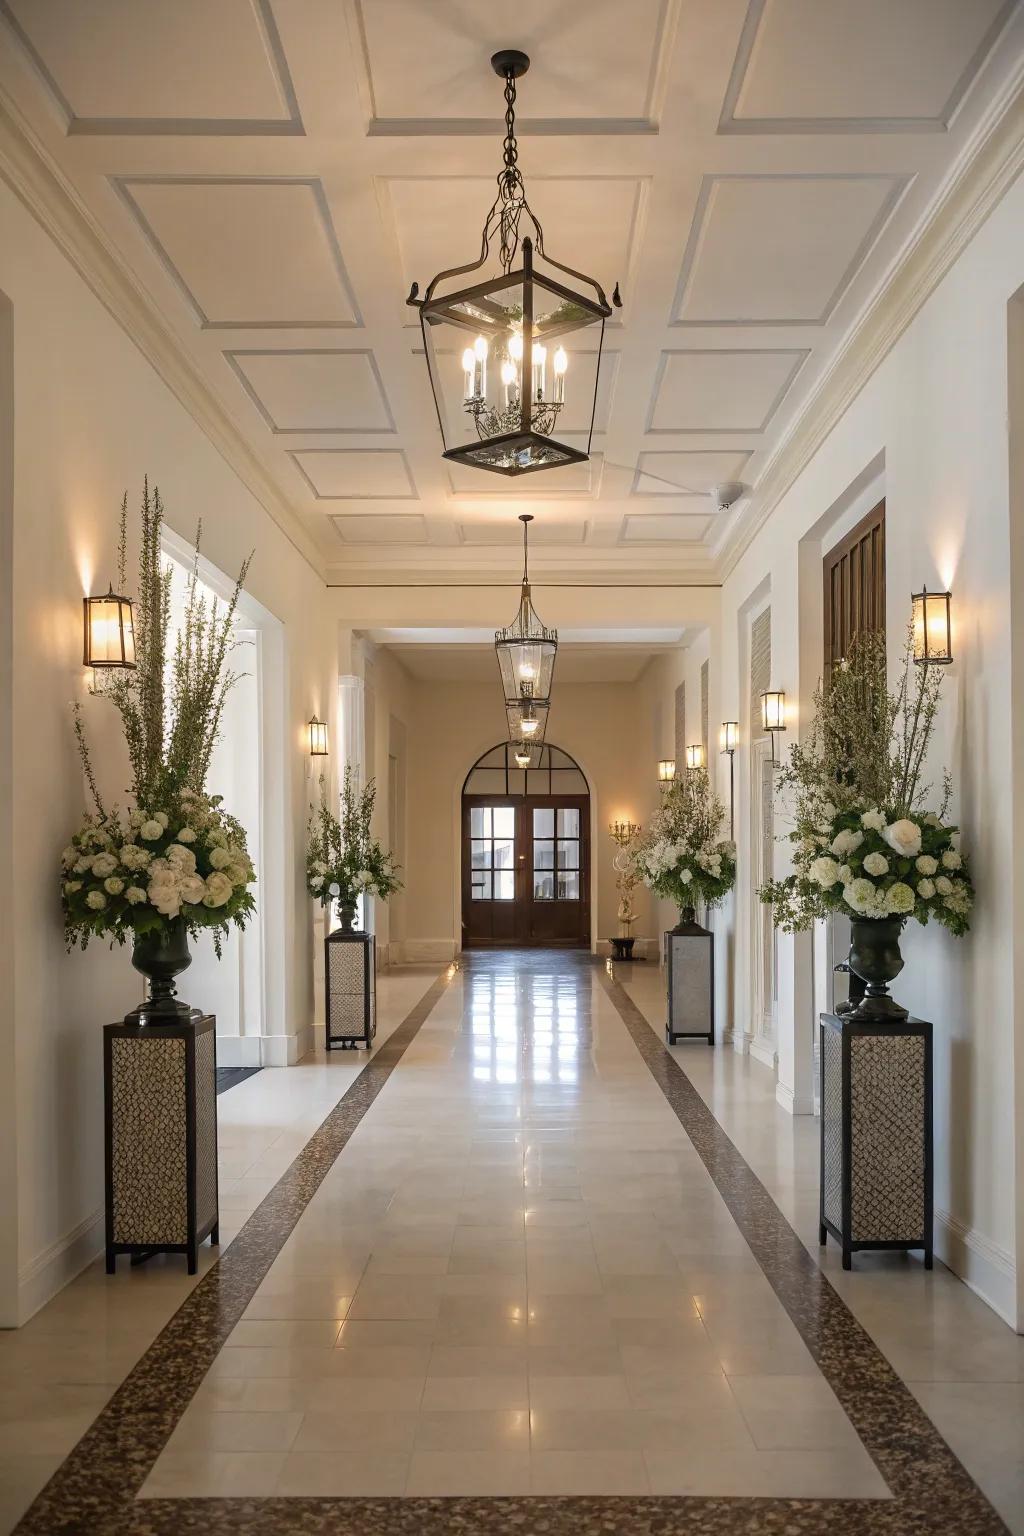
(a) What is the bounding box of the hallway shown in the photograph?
[6,955,1019,1532]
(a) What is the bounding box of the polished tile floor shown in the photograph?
[1,953,1021,1532]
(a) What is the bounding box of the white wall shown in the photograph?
[718,170,1024,1327]
[0,178,335,1323]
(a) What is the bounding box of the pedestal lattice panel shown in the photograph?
[104,1012,218,1274]
[665,927,714,1044]
[819,1011,932,1271]
[325,930,376,1049]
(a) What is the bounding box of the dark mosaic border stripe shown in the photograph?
[13,955,1009,1536]
[13,967,456,1536]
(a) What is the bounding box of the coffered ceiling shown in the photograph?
[1,0,1021,582]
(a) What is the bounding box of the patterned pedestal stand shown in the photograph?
[325,929,376,1050]
[104,1012,218,1275]
[819,1011,933,1271]
[665,916,714,1045]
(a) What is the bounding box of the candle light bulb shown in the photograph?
[508,331,523,361]
[473,335,488,361]
[553,345,568,403]
[462,346,476,400]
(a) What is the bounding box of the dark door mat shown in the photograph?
[215,1066,262,1096]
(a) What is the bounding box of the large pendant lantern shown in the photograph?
[407,49,620,476]
[496,514,556,745]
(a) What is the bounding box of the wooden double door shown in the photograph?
[461,794,590,949]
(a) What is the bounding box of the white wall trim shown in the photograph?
[15,1208,103,1326]
[215,1035,265,1069]
[775,1081,814,1116]
[718,72,1024,579]
[261,1025,313,1067]
[391,939,457,965]
[0,88,324,579]
[749,1038,778,1072]
[934,1208,1018,1331]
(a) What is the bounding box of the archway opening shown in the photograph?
[461,743,590,950]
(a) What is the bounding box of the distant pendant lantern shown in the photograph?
[496,514,556,746]
[407,49,620,476]
[83,585,135,670]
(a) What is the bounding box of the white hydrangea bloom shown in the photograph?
[934,875,953,895]
[860,809,886,832]
[126,886,148,904]
[85,890,107,910]
[885,882,915,915]
[140,819,164,841]
[103,876,125,895]
[915,855,938,876]
[809,856,840,888]
[941,850,962,870]
[862,852,889,877]
[917,878,936,899]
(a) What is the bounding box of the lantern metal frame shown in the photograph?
[308,715,329,757]
[657,759,677,785]
[407,49,619,477]
[496,514,557,747]
[761,690,786,765]
[720,722,738,838]
[685,743,704,772]
[83,585,136,671]
[911,586,953,666]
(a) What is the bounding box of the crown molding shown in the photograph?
[0,87,325,580]
[717,65,1024,580]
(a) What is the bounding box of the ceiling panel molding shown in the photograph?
[224,349,395,435]
[457,521,590,546]
[0,0,304,136]
[112,175,361,329]
[719,0,1016,136]
[671,173,912,327]
[620,512,714,543]
[291,448,417,500]
[646,349,809,435]
[329,514,428,544]
[352,0,680,135]
[630,449,752,498]
[718,70,1024,575]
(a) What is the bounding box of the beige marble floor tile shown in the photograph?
[138,1450,287,1498]
[529,1449,650,1495]
[643,1443,891,1498]
[291,1409,419,1456]
[414,1409,529,1452]
[276,1450,410,1496]
[527,1374,632,1410]
[405,1449,531,1496]
[166,1409,303,1454]
[227,1319,343,1349]
[419,1375,529,1411]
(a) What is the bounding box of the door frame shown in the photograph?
[461,791,591,950]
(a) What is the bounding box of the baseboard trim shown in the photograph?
[13,1208,103,1326]
[261,1024,313,1067]
[732,1032,751,1056]
[749,1038,779,1071]
[391,939,456,965]
[934,1208,1017,1331]
[776,1082,814,1116]
[215,1035,264,1068]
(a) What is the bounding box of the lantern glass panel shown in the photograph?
[85,592,135,668]
[912,590,952,664]
[721,722,738,753]
[761,691,785,732]
[420,268,606,477]
[657,759,676,783]
[506,695,550,746]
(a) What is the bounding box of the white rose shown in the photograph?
[61,844,78,867]
[860,809,886,832]
[941,850,962,870]
[179,873,207,905]
[831,828,863,857]
[140,819,164,841]
[843,878,875,914]
[328,882,341,897]
[917,878,936,899]
[922,812,941,828]
[103,876,125,895]
[148,881,182,917]
[176,827,197,844]
[310,874,324,891]
[680,868,693,885]
[203,871,233,909]
[85,890,107,910]
[90,852,118,878]
[837,864,853,884]
[862,852,889,877]
[809,856,841,888]
[146,858,175,885]
[64,880,82,893]
[885,882,916,916]
[208,846,232,870]
[226,855,251,885]
[126,886,148,904]
[935,876,953,895]
[73,857,92,875]
[915,855,938,876]
[122,844,152,871]
[882,819,922,858]
[166,843,197,874]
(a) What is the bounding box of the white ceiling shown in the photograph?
[1,0,1022,581]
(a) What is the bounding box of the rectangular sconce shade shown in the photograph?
[761,690,786,733]
[308,716,329,756]
[685,744,704,770]
[912,587,953,665]
[83,589,135,669]
[657,759,676,783]
[720,721,738,753]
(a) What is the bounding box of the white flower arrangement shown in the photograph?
[631,768,735,913]
[306,765,401,913]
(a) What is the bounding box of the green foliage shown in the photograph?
[306,764,401,911]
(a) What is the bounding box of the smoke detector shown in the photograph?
[711,481,745,513]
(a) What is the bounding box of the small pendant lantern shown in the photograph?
[408,49,620,476]
[496,514,557,745]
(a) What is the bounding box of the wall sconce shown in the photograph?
[657,759,676,785]
[911,586,953,666]
[720,722,738,839]
[609,819,641,847]
[685,743,704,772]
[308,715,329,757]
[83,585,135,671]
[761,690,786,765]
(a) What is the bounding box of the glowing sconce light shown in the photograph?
[911,586,953,666]
[685,743,704,771]
[308,715,329,757]
[83,585,135,671]
[760,690,786,764]
[657,759,676,785]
